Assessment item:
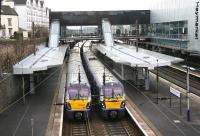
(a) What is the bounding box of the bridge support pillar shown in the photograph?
[144,68,149,90]
[30,74,35,94]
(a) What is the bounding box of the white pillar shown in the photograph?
[135,65,138,86]
[30,74,35,94]
[144,68,149,90]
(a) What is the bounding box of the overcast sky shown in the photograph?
[44,0,153,11]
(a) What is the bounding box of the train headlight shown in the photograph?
[67,102,71,110]
[86,102,91,109]
[120,100,126,108]
[101,101,106,109]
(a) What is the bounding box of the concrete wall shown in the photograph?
[0,75,29,112]
[150,0,200,51]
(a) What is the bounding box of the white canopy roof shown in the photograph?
[13,46,68,74]
[94,44,183,69]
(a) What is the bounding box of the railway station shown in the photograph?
[0,0,200,136]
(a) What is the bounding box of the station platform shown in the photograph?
[126,97,158,136]
[123,72,200,136]
[0,67,62,136]
[46,60,67,136]
[13,46,68,75]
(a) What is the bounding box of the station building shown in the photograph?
[51,0,200,54]
[0,5,19,38]
[4,0,50,31]
[111,0,200,53]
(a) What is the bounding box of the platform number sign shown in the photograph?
[195,1,200,39]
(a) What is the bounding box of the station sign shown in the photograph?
[195,1,200,39]
[170,87,181,98]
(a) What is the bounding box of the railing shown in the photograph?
[148,33,188,40]
[63,33,189,41]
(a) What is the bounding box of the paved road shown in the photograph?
[0,67,61,136]
[123,72,200,136]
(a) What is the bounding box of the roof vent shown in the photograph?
[89,57,96,61]
[41,59,48,62]
[143,56,150,59]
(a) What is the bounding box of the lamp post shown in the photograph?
[186,66,190,121]
[32,22,36,55]
[22,64,25,104]
[156,59,159,104]
[186,53,190,121]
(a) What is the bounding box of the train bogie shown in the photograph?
[66,110,91,120]
[100,109,126,119]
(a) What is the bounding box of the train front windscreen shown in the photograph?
[103,84,124,99]
[68,86,90,100]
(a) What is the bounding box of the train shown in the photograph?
[65,44,92,120]
[81,43,126,119]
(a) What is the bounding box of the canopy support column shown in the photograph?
[144,68,149,90]
[30,74,35,94]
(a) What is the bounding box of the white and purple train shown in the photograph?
[65,45,91,120]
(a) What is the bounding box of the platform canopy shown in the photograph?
[13,46,68,74]
[94,44,183,69]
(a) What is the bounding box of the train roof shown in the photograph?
[67,46,89,87]
[83,46,120,86]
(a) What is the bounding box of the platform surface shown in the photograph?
[0,67,61,136]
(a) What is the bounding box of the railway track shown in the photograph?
[151,66,200,96]
[62,109,143,136]
[70,121,94,136]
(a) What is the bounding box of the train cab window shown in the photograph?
[79,88,90,99]
[104,86,123,98]
[68,89,79,100]
[68,87,90,100]
[114,87,123,98]
[104,88,113,98]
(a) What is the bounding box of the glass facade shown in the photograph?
[111,20,188,49]
[111,20,188,40]
[65,26,98,37]
[149,20,188,39]
[112,24,148,36]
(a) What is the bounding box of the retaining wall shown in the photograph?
[0,75,29,112]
